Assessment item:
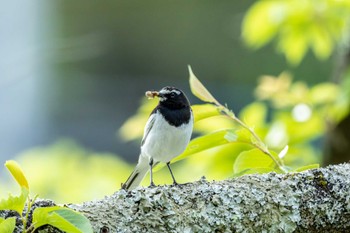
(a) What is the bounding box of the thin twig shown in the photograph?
[218,104,287,173]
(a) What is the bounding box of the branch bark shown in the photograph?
[5,163,350,233]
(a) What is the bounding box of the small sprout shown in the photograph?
[145,91,159,99]
[5,160,29,190]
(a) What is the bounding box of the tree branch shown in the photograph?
[4,163,350,233]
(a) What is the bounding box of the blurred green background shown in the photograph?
[1,0,349,203]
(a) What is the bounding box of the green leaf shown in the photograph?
[178,129,236,160]
[234,148,275,174]
[33,206,93,233]
[5,160,29,190]
[309,82,339,104]
[194,115,235,134]
[232,167,276,178]
[292,164,319,172]
[0,187,29,214]
[242,0,350,65]
[0,217,16,233]
[188,65,219,105]
[309,24,332,60]
[235,129,252,144]
[242,0,281,48]
[192,104,221,122]
[239,102,267,127]
[278,29,308,65]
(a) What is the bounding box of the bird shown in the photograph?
[122,86,193,190]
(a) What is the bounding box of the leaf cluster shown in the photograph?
[0,160,93,233]
[242,0,350,65]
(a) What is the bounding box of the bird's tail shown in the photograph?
[122,157,149,190]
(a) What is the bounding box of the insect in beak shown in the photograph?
[145,91,159,99]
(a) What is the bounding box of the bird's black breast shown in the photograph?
[154,105,192,127]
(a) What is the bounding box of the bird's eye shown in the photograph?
[170,92,176,98]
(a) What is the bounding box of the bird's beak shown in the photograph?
[145,90,160,99]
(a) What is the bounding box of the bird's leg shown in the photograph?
[149,158,155,187]
[166,162,178,186]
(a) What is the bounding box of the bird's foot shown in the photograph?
[171,181,179,187]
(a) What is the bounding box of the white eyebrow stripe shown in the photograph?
[160,89,181,95]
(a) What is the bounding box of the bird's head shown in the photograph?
[146,86,190,109]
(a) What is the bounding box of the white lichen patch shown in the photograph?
[66,163,350,233]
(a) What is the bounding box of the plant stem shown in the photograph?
[218,104,287,173]
[23,195,38,233]
[22,197,30,233]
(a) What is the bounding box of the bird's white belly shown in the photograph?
[141,114,193,163]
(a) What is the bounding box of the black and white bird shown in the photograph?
[122,86,193,190]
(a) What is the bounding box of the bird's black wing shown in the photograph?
[141,112,156,146]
